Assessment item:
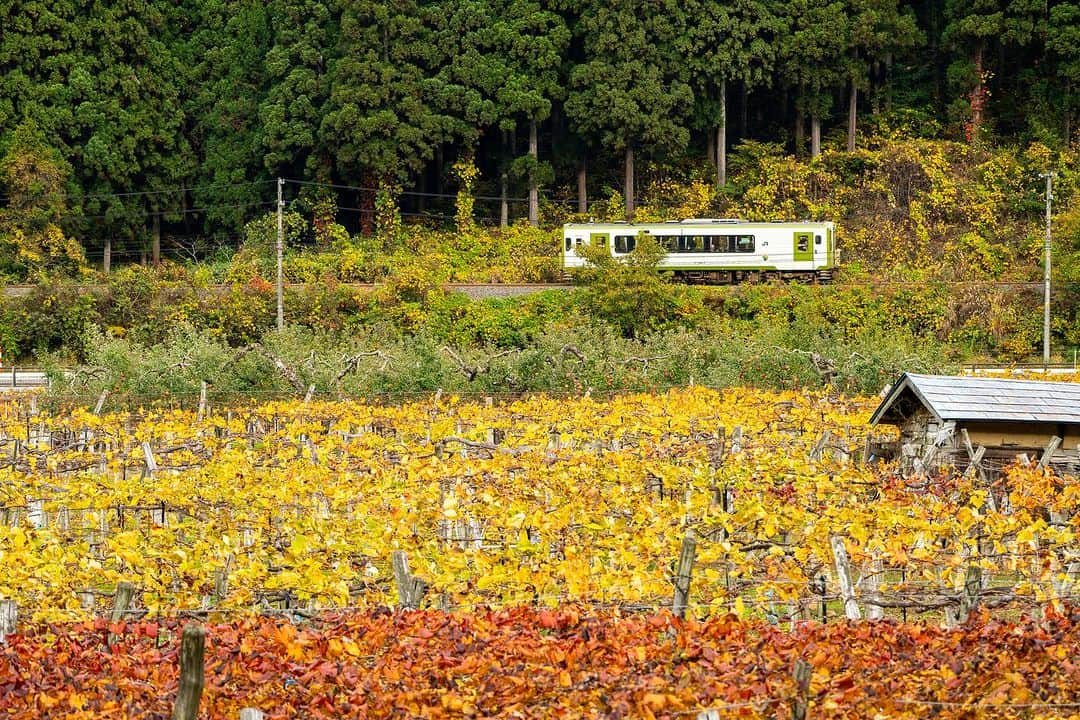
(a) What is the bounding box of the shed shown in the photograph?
[869,373,1080,476]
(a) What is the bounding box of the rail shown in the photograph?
[963,362,1079,376]
[0,367,49,389]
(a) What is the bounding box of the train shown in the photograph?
[561,219,836,283]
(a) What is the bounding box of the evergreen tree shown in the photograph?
[260,0,336,178]
[68,0,192,269]
[428,0,568,225]
[777,0,849,157]
[942,0,1042,141]
[681,0,783,187]
[842,0,921,150]
[322,0,454,185]
[187,0,273,234]
[0,0,81,141]
[565,0,693,217]
[1045,2,1080,141]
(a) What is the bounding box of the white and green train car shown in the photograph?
[562,219,837,283]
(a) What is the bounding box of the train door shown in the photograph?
[793,231,813,263]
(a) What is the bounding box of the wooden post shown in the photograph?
[27,498,45,529]
[791,658,812,720]
[172,623,206,720]
[946,564,982,627]
[731,426,743,454]
[142,442,157,478]
[864,555,884,620]
[110,581,136,622]
[213,557,232,605]
[239,710,265,720]
[960,429,994,510]
[672,531,697,619]
[830,536,861,620]
[198,382,208,421]
[1037,436,1063,471]
[962,445,986,478]
[860,435,872,466]
[0,599,16,644]
[304,384,316,404]
[93,389,109,416]
[810,430,832,461]
[391,551,428,610]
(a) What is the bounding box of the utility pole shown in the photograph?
[276,177,285,331]
[1040,172,1056,367]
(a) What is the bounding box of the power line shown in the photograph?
[0,179,275,205]
[79,199,276,221]
[284,177,532,203]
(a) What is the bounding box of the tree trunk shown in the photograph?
[500,129,509,228]
[152,212,161,266]
[706,129,715,168]
[741,81,749,138]
[500,173,508,229]
[435,146,444,197]
[359,172,375,235]
[795,105,805,156]
[528,118,539,227]
[847,81,857,152]
[624,145,635,219]
[577,160,587,214]
[718,79,727,188]
[811,114,821,158]
[103,236,111,273]
[969,43,986,143]
[847,48,859,152]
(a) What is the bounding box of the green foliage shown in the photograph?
[321,0,452,184]
[227,210,309,283]
[51,309,954,402]
[575,233,697,339]
[565,0,693,156]
[452,154,480,235]
[0,122,85,280]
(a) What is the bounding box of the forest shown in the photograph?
[3,0,1080,271]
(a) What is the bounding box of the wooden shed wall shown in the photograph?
[963,422,1080,451]
[890,414,1080,475]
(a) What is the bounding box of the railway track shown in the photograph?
[0,277,1052,300]
[0,283,576,300]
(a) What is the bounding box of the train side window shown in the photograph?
[627,235,636,252]
[797,235,809,253]
[614,235,636,253]
[575,237,584,247]
[736,235,755,252]
[687,236,703,252]
[815,235,822,245]
[565,237,572,251]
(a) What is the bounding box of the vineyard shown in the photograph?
[2,387,1080,717]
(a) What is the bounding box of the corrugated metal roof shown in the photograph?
[870,373,1080,425]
